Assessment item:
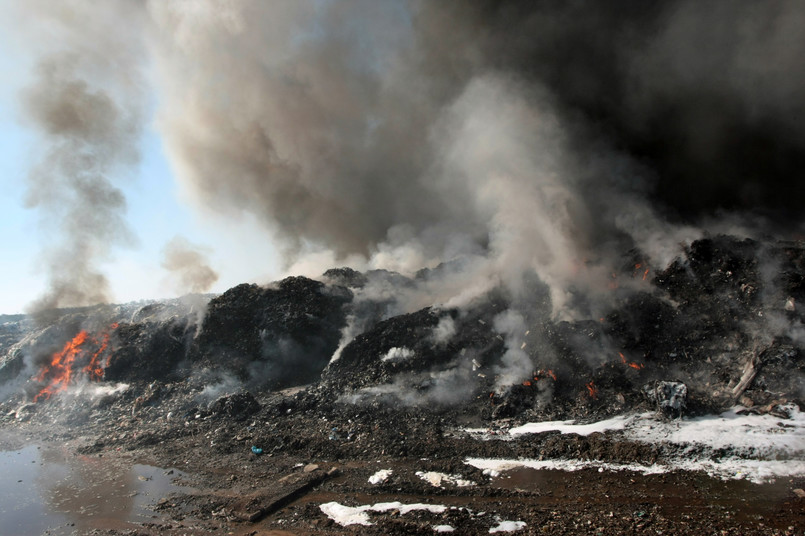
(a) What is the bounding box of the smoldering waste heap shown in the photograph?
[0,234,803,534]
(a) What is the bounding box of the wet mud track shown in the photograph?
[119,451,805,535]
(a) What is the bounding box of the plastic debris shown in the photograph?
[251,446,263,455]
[644,381,687,417]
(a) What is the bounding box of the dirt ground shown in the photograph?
[1,384,803,536]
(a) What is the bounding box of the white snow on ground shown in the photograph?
[488,520,527,533]
[465,404,805,483]
[467,457,664,475]
[368,469,393,484]
[467,405,805,452]
[416,471,476,487]
[507,414,633,436]
[433,525,455,532]
[319,501,447,527]
[626,405,805,458]
[468,456,805,484]
[319,502,372,526]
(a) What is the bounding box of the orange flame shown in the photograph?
[533,369,557,382]
[628,362,644,370]
[618,352,626,364]
[522,380,532,387]
[33,324,118,402]
[585,381,598,399]
[633,263,650,281]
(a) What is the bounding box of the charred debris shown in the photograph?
[1,235,803,429]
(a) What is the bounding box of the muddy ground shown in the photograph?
[1,383,803,536]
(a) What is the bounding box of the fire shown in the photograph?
[533,369,557,382]
[633,262,650,281]
[617,351,644,370]
[522,380,532,387]
[33,324,118,402]
[585,381,598,399]
[83,323,118,380]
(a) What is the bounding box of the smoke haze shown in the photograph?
[146,1,805,316]
[13,1,805,332]
[161,236,219,294]
[16,0,145,317]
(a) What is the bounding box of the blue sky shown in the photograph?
[0,32,282,314]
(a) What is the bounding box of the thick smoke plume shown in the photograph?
[149,0,805,393]
[18,1,145,318]
[148,1,805,318]
[11,1,805,393]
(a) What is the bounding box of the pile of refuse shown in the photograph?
[0,234,801,425]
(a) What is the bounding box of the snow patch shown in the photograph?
[433,525,455,533]
[626,405,805,458]
[464,405,805,482]
[319,502,372,526]
[416,470,476,487]
[319,501,447,527]
[508,414,632,436]
[491,406,805,459]
[368,469,393,484]
[466,456,805,484]
[489,520,527,533]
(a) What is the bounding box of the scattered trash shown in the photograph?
[644,381,687,417]
[251,446,263,455]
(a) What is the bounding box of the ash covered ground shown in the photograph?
[0,235,804,535]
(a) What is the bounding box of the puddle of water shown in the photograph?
[0,444,187,535]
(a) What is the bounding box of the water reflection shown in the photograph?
[0,444,183,535]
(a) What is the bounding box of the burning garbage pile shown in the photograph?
[31,322,118,401]
[0,233,800,441]
[0,234,802,419]
[0,234,803,534]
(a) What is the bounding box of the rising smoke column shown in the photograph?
[144,0,805,394]
[149,0,805,261]
[11,1,803,319]
[146,0,482,262]
[17,1,146,317]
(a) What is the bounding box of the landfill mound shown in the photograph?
[0,234,803,420]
